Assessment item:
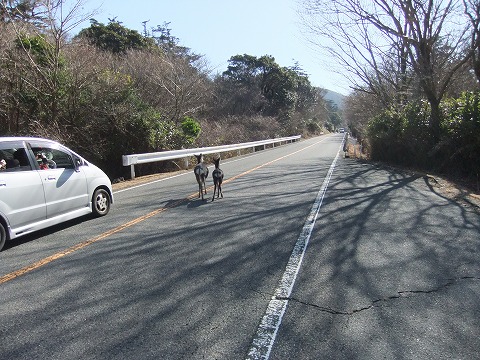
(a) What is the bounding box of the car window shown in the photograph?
[30,145,75,170]
[0,143,32,172]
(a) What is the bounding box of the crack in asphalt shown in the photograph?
[276,276,480,316]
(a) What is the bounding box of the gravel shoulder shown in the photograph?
[344,142,480,212]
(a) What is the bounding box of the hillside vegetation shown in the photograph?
[0,3,343,179]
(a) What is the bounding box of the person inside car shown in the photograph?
[36,152,49,170]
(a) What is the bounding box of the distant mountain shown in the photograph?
[324,90,345,110]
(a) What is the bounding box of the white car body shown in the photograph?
[0,137,113,250]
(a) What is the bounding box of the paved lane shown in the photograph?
[269,157,480,359]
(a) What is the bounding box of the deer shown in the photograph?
[211,156,224,201]
[194,154,209,200]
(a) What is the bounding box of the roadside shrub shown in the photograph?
[367,92,480,181]
[440,92,480,178]
[368,100,433,167]
[367,107,409,164]
[181,116,201,145]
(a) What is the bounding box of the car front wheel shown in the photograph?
[92,188,111,217]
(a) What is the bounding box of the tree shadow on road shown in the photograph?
[277,158,480,359]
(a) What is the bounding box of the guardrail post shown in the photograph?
[130,164,135,180]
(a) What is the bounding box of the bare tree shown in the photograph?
[1,0,98,135]
[125,50,212,123]
[299,0,412,106]
[464,0,480,85]
[344,89,384,141]
[0,22,22,133]
[300,0,472,141]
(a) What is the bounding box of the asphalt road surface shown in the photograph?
[0,134,479,360]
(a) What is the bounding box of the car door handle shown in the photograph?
[0,181,6,187]
[47,176,56,181]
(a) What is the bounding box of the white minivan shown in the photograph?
[0,137,113,251]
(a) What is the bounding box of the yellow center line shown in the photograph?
[0,138,326,285]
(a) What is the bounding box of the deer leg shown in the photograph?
[198,178,204,199]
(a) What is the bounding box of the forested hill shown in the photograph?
[324,90,345,110]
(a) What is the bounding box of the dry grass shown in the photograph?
[423,174,480,211]
[345,143,368,160]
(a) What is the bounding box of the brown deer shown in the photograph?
[194,154,209,200]
[212,156,224,201]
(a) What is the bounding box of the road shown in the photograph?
[0,134,479,360]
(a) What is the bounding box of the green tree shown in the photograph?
[220,54,317,118]
[181,116,201,145]
[150,21,200,62]
[216,54,266,116]
[0,0,44,24]
[77,19,155,54]
[325,100,342,130]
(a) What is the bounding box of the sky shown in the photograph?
[67,0,351,95]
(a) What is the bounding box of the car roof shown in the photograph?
[0,136,62,146]
[0,137,59,143]
[0,137,87,162]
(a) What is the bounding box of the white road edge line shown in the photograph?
[245,137,345,360]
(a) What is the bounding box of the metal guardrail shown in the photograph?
[122,135,301,179]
